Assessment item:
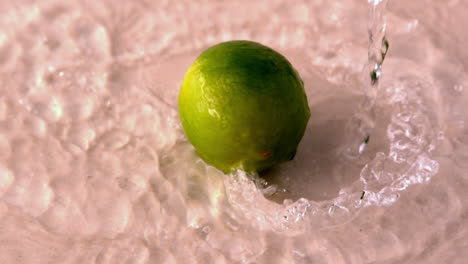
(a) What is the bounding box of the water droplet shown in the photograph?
[368,0,384,5]
[406,19,419,32]
[453,84,464,92]
[359,141,367,153]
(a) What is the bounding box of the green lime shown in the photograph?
[178,40,310,173]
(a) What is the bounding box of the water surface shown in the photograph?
[0,0,467,263]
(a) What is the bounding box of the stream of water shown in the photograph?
[0,0,467,263]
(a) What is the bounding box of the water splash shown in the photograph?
[223,0,439,234]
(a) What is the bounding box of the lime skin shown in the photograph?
[178,40,310,173]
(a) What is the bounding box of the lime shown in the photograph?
[178,40,310,173]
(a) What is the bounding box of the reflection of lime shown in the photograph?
[178,40,310,173]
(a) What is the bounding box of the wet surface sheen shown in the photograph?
[0,0,467,263]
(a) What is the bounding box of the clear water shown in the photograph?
[0,0,467,263]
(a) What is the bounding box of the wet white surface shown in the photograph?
[0,0,467,263]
